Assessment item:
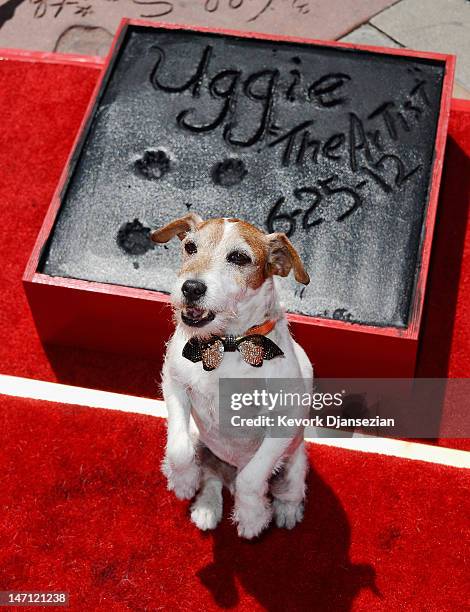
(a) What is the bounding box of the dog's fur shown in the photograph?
[153,213,313,539]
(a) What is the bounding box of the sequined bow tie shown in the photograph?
[182,320,284,371]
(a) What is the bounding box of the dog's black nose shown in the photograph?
[182,279,207,302]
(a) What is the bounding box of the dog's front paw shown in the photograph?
[233,493,272,539]
[191,500,222,531]
[162,457,200,500]
[272,499,304,529]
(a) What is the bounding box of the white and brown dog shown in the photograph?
[152,213,313,539]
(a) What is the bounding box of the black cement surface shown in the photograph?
[41,25,446,327]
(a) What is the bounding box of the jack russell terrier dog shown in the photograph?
[152,213,313,539]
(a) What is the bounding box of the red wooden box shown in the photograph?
[23,19,455,378]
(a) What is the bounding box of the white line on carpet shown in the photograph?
[0,374,167,417]
[0,374,468,469]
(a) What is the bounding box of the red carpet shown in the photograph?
[0,55,161,398]
[0,394,468,611]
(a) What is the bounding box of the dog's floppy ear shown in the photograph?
[151,212,203,243]
[265,233,310,285]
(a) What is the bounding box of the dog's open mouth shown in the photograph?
[181,307,215,327]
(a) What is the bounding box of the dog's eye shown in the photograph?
[227,251,251,266]
[184,241,197,255]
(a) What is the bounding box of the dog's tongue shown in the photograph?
[185,307,207,320]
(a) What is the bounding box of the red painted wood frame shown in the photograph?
[22,20,456,378]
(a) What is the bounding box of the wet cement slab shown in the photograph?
[41,25,446,327]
